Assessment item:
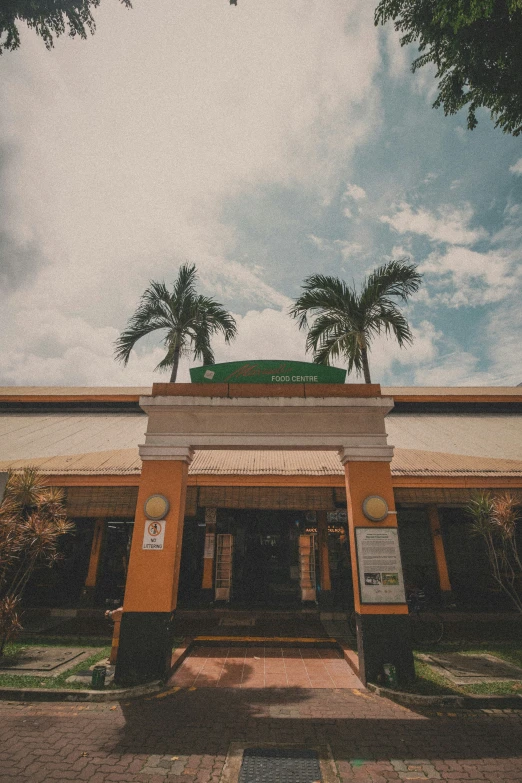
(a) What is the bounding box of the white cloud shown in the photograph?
[411,295,522,386]
[0,304,309,386]
[380,202,487,245]
[384,25,409,80]
[215,309,307,364]
[0,307,173,385]
[482,297,522,385]
[491,203,522,247]
[307,234,328,251]
[342,207,353,219]
[509,157,522,175]
[368,319,441,382]
[343,183,367,201]
[454,126,467,142]
[334,240,363,260]
[413,350,486,386]
[0,0,383,384]
[420,246,520,307]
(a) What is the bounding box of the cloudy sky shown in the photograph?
[0,0,521,387]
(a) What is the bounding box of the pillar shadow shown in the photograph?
[112,688,522,764]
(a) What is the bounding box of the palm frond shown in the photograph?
[365,304,414,348]
[362,259,422,305]
[114,318,170,365]
[292,260,422,383]
[194,296,238,342]
[115,263,237,376]
[290,275,356,330]
[171,263,198,306]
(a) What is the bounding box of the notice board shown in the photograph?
[355,527,406,604]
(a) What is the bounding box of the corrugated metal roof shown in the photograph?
[386,414,522,461]
[0,402,521,479]
[392,448,522,476]
[383,386,522,397]
[190,450,343,475]
[0,414,146,461]
[0,449,141,475]
[1,411,520,463]
[0,387,151,397]
[1,447,521,478]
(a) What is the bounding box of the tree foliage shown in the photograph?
[115,263,238,382]
[467,491,522,613]
[0,0,131,54]
[0,468,72,654]
[290,259,422,384]
[375,0,522,135]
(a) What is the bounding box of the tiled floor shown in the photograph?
[169,645,363,689]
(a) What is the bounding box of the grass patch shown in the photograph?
[0,644,111,690]
[0,636,185,690]
[387,640,522,697]
[17,635,112,647]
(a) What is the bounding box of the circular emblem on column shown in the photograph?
[144,494,169,520]
[362,495,389,522]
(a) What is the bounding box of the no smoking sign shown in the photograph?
[142,519,166,550]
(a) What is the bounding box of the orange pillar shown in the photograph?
[427,504,452,597]
[81,518,105,606]
[343,459,414,685]
[115,457,189,685]
[317,511,332,606]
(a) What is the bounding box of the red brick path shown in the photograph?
[169,645,362,688]
[0,689,521,782]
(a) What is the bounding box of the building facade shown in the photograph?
[1,381,521,682]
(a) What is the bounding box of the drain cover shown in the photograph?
[238,748,322,783]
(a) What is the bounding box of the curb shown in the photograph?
[367,682,522,710]
[0,680,162,703]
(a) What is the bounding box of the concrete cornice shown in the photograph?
[139,391,394,461]
[140,436,393,462]
[139,445,194,463]
[339,446,394,464]
[140,395,394,414]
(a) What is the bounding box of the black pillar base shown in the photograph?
[114,612,174,686]
[355,613,415,687]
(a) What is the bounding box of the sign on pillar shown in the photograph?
[355,528,406,604]
[342,458,414,687]
[143,519,166,550]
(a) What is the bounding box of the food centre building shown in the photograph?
[0,361,521,685]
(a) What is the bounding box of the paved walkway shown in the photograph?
[1,688,521,782]
[169,645,362,688]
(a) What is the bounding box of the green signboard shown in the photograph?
[190,360,346,384]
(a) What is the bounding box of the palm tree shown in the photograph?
[290,260,422,384]
[114,263,238,382]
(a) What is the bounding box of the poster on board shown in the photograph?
[355,527,406,604]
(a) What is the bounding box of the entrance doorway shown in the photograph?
[221,510,302,607]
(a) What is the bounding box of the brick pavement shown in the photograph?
[169,645,362,688]
[0,688,521,783]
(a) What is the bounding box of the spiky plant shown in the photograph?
[467,491,522,613]
[290,260,422,383]
[114,263,238,382]
[0,468,72,654]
